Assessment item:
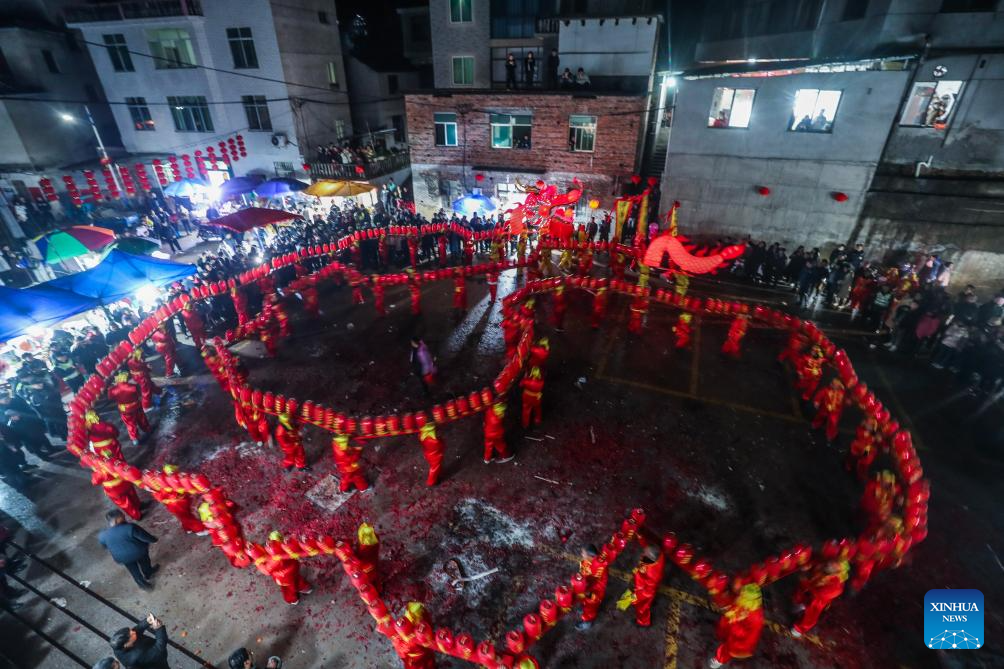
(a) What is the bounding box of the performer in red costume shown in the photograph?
[520,367,545,428]
[812,378,846,442]
[350,275,366,305]
[197,495,250,568]
[180,302,207,348]
[373,283,386,317]
[356,522,381,591]
[127,349,160,410]
[93,466,142,520]
[274,412,307,470]
[407,236,419,268]
[86,410,122,459]
[378,235,389,267]
[483,401,512,463]
[301,279,320,319]
[266,294,291,337]
[332,434,369,492]
[108,372,150,444]
[576,544,609,631]
[849,535,881,593]
[709,584,765,667]
[153,464,206,534]
[578,247,594,276]
[611,246,627,280]
[151,325,178,377]
[241,399,270,446]
[791,559,849,637]
[408,276,422,315]
[452,270,467,315]
[777,329,808,365]
[502,317,520,358]
[795,346,826,400]
[260,316,279,358]
[529,337,550,368]
[847,417,879,481]
[231,284,250,326]
[391,602,436,669]
[627,294,648,335]
[619,546,665,627]
[262,531,312,604]
[418,422,445,486]
[673,313,693,349]
[591,286,608,329]
[551,285,567,330]
[486,270,499,302]
[861,470,898,533]
[437,234,448,267]
[721,315,749,358]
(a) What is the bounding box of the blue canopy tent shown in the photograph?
[452,189,497,217]
[43,250,196,305]
[0,285,100,342]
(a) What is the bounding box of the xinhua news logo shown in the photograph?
[925,589,984,650]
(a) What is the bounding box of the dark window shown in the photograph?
[434,112,458,146]
[490,0,540,38]
[167,95,213,132]
[226,27,258,69]
[83,84,100,102]
[0,48,13,78]
[126,97,155,131]
[242,95,272,131]
[941,0,996,11]
[842,0,869,20]
[318,10,329,24]
[392,114,405,142]
[387,74,399,94]
[410,15,430,43]
[42,49,59,74]
[65,32,80,52]
[102,34,134,72]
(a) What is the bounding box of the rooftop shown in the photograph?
[64,0,202,24]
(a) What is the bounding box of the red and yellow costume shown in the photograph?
[795,347,825,400]
[93,467,142,520]
[861,471,898,532]
[378,235,389,267]
[127,349,161,410]
[721,315,749,358]
[274,412,307,469]
[408,279,422,315]
[673,313,693,349]
[812,379,846,442]
[391,602,436,669]
[778,330,808,365]
[793,560,849,635]
[847,418,879,481]
[418,423,445,486]
[712,585,764,666]
[180,304,207,348]
[579,552,610,623]
[551,285,567,330]
[153,464,205,533]
[239,402,270,445]
[621,550,665,627]
[452,272,467,312]
[578,248,594,276]
[350,275,366,305]
[231,285,250,326]
[332,434,368,492]
[627,295,648,335]
[260,317,279,358]
[437,235,447,267]
[85,410,122,460]
[502,317,520,359]
[529,338,550,368]
[407,237,418,267]
[483,402,510,462]
[373,283,386,317]
[520,367,544,428]
[266,294,290,337]
[302,281,320,318]
[591,286,608,329]
[611,248,627,280]
[108,373,150,442]
[356,522,381,591]
[198,498,250,568]
[259,531,312,604]
[151,326,177,377]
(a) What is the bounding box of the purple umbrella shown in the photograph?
[254,177,309,197]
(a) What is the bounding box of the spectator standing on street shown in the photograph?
[228,647,282,669]
[98,510,160,591]
[110,614,170,669]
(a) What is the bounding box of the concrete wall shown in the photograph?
[345,58,419,143]
[70,1,303,176]
[429,0,491,88]
[557,16,659,77]
[661,69,911,246]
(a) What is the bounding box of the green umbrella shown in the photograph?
[32,225,116,263]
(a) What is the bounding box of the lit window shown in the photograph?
[226,27,258,69]
[490,113,531,149]
[126,97,154,131]
[450,0,473,23]
[569,115,596,152]
[434,112,458,146]
[326,62,339,88]
[102,34,133,72]
[790,89,842,133]
[167,96,213,132]
[242,95,272,131]
[707,87,755,128]
[452,56,474,85]
[900,80,964,128]
[147,28,196,69]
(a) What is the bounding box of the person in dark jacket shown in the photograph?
[98,510,159,590]
[92,658,121,669]
[110,614,169,669]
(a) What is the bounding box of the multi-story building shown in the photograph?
[408,0,667,218]
[65,0,352,178]
[662,0,1004,291]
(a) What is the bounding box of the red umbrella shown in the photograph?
[203,208,303,233]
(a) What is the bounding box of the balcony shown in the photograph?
[65,0,202,23]
[308,150,411,181]
[535,17,559,34]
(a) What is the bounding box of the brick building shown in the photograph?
[405,91,646,217]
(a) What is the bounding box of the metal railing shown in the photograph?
[308,151,410,181]
[65,0,202,23]
[535,17,560,34]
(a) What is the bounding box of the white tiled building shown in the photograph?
[66,0,352,178]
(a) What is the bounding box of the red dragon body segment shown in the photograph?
[643,233,745,276]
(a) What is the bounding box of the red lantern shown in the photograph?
[475,173,484,182]
[354,165,365,175]
[630,174,641,185]
[757,186,771,196]
[302,163,311,172]
[832,191,849,202]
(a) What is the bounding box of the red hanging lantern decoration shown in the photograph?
[83,170,103,202]
[302,163,311,172]
[756,186,771,196]
[354,165,365,175]
[134,163,151,191]
[630,174,641,185]
[647,176,658,186]
[832,191,849,202]
[474,173,484,182]
[39,178,58,202]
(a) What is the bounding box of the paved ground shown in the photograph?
[1,256,1002,669]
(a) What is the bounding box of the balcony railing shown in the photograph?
[65,0,202,23]
[309,151,410,181]
[535,17,560,34]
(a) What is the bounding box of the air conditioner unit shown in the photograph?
[270,132,289,147]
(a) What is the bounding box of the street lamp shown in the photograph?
[60,104,124,196]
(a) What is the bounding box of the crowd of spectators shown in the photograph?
[313,142,405,166]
